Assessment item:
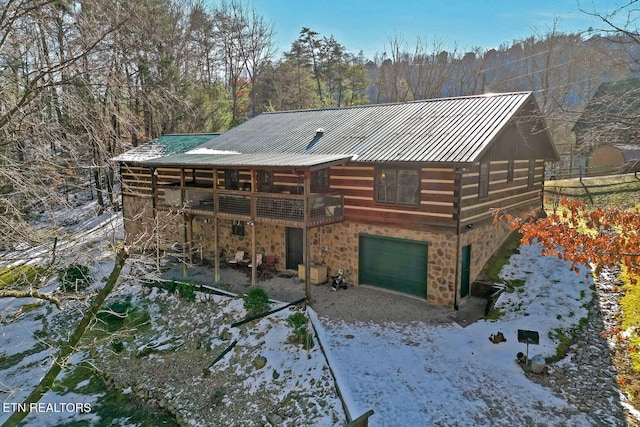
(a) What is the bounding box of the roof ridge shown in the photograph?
[159,132,221,136]
[262,91,532,115]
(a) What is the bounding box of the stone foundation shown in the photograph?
[460,219,515,290]
[309,222,458,308]
[190,218,287,270]
[122,196,522,309]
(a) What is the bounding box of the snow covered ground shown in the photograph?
[0,199,626,426]
[316,244,602,426]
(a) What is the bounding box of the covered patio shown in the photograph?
[143,152,352,298]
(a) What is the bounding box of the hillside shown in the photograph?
[0,197,637,425]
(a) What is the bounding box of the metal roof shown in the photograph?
[573,77,640,133]
[143,153,353,170]
[111,133,219,163]
[612,144,640,162]
[174,92,547,164]
[114,92,557,168]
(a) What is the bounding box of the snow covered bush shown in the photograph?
[286,312,314,350]
[242,287,270,314]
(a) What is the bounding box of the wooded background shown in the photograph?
[0,0,638,249]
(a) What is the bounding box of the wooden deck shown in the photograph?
[157,186,344,227]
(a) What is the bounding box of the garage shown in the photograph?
[358,234,428,298]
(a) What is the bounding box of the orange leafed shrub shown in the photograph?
[493,197,640,283]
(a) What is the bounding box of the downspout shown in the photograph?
[454,232,461,311]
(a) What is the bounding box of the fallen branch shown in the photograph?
[0,381,16,396]
[1,248,129,427]
[0,289,61,310]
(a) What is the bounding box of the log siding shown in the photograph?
[120,164,153,197]
[459,159,544,228]
[332,164,458,229]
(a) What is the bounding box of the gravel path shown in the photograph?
[163,264,458,325]
[524,272,631,426]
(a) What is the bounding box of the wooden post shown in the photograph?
[213,168,220,282]
[346,409,375,427]
[151,168,161,273]
[303,170,311,300]
[214,216,220,282]
[181,167,187,277]
[188,216,194,265]
[250,169,257,288]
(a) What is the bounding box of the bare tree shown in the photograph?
[447,47,488,96]
[579,0,640,72]
[375,34,413,102]
[406,37,456,99]
[213,0,275,125]
[236,2,275,116]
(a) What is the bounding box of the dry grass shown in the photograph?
[545,173,640,210]
[617,268,640,410]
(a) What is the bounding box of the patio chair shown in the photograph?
[227,250,245,264]
[265,255,277,271]
[248,253,263,268]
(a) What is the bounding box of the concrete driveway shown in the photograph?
[162,263,485,325]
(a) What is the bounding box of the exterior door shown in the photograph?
[359,234,428,298]
[460,244,471,298]
[285,227,303,270]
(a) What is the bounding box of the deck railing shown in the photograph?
[217,190,252,217]
[156,186,343,226]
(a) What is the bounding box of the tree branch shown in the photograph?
[0,289,61,309]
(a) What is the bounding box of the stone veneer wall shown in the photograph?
[190,219,287,270]
[122,196,186,251]
[459,219,514,293]
[458,202,537,300]
[122,203,290,270]
[122,195,154,247]
[126,215,513,309]
[122,197,521,309]
[308,222,458,308]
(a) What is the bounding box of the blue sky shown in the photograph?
[244,0,625,59]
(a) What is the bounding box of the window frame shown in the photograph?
[258,170,272,192]
[478,158,490,199]
[311,168,330,193]
[374,166,421,206]
[224,169,239,190]
[231,220,245,236]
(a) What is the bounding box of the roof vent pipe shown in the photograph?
[315,128,325,137]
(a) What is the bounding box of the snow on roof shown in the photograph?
[185,148,240,155]
[111,133,219,163]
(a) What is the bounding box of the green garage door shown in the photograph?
[358,235,428,298]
